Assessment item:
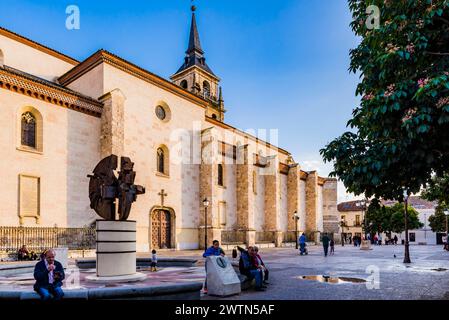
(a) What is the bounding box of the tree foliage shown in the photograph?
[320,0,449,201]
[365,200,423,234]
[421,173,449,206]
[428,205,448,232]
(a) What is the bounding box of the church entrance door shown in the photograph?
[151,210,171,249]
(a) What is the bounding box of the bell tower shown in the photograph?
[171,5,225,121]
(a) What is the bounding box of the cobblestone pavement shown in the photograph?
[147,245,449,300]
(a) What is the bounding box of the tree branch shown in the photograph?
[436,16,449,25]
[426,51,449,56]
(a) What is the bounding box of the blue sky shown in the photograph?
[1,0,361,201]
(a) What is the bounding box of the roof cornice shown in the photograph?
[58,50,209,108]
[0,67,102,117]
[205,116,291,156]
[0,26,79,65]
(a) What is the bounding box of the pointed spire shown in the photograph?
[172,4,218,78]
[187,5,204,55]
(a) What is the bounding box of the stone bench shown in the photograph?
[0,261,36,276]
[231,261,256,290]
[0,282,203,300]
[76,257,198,269]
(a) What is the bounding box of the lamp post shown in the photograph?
[293,211,299,249]
[356,200,367,239]
[203,198,210,250]
[403,189,411,263]
[444,210,449,247]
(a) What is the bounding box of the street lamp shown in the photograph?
[293,211,300,249]
[356,200,367,240]
[444,210,449,245]
[203,198,210,250]
[403,189,411,263]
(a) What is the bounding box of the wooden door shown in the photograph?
[151,210,171,249]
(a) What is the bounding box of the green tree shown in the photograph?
[365,201,423,235]
[320,1,449,201]
[388,203,423,233]
[428,205,448,232]
[421,173,449,206]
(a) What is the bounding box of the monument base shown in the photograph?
[89,220,144,282]
[85,272,147,283]
[360,240,372,250]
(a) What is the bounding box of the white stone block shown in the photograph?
[206,256,241,297]
[53,247,68,269]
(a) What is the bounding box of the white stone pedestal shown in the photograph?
[360,240,372,250]
[206,256,241,297]
[53,247,68,269]
[86,220,145,283]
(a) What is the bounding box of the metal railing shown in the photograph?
[0,226,96,253]
[221,230,246,245]
[283,231,297,243]
[256,231,275,243]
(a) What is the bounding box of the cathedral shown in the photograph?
[0,7,339,251]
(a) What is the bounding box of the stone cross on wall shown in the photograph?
[158,189,168,206]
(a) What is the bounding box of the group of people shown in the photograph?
[17,245,39,261]
[202,240,269,292]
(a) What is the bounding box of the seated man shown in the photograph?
[33,249,65,301]
[254,246,269,285]
[238,246,265,291]
[18,245,30,261]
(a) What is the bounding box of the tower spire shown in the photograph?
[187,5,203,55]
[172,4,217,78]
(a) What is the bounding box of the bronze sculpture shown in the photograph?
[88,155,145,221]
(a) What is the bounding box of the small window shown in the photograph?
[355,215,360,226]
[212,114,217,120]
[180,80,188,89]
[155,105,166,120]
[21,112,36,148]
[203,81,210,98]
[156,146,169,176]
[217,164,224,186]
[157,148,165,174]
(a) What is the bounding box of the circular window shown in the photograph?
[155,105,166,120]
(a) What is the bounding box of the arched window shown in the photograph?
[157,148,165,174]
[217,164,224,186]
[156,145,169,176]
[21,112,36,148]
[180,80,188,89]
[203,81,210,98]
[0,49,4,67]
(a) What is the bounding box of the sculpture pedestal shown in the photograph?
[360,240,372,250]
[53,247,68,269]
[206,256,241,297]
[86,220,145,283]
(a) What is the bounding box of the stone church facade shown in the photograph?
[0,8,339,251]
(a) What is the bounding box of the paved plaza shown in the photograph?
[150,244,449,300]
[1,245,448,300]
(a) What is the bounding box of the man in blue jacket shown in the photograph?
[202,240,225,293]
[33,249,65,300]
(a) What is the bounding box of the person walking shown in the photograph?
[330,239,335,255]
[150,249,158,272]
[298,233,307,255]
[394,235,398,245]
[322,234,330,257]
